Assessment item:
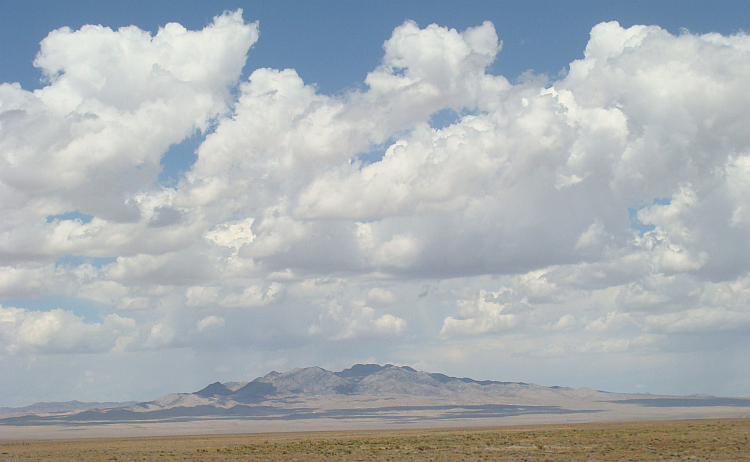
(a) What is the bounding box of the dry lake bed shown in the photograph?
[1,418,748,461]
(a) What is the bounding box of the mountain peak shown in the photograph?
[195,381,234,398]
[335,363,417,378]
[335,364,388,378]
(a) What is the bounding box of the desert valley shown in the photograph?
[2,364,749,441]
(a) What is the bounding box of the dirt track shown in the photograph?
[1,419,748,461]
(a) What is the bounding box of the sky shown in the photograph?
[0,0,749,407]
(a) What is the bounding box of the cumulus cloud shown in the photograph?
[584,311,636,333]
[185,282,282,308]
[1,12,749,400]
[205,218,255,252]
[367,287,397,306]
[0,10,258,262]
[196,315,225,332]
[0,305,138,354]
[308,301,406,340]
[440,289,520,338]
[173,19,748,288]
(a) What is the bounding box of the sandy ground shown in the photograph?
[1,402,749,440]
[0,419,748,461]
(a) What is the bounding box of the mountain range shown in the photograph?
[3,364,749,433]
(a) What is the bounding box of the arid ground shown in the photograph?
[1,418,748,461]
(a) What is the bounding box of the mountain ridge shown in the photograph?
[3,363,749,430]
[191,363,541,404]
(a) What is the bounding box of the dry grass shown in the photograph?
[1,418,748,461]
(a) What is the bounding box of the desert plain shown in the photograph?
[1,419,749,461]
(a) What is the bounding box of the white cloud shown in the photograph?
[309,301,406,340]
[367,288,397,306]
[0,305,138,354]
[644,308,750,334]
[196,315,225,332]
[1,13,750,401]
[205,218,255,252]
[0,265,57,297]
[144,322,174,349]
[575,220,607,250]
[365,20,503,119]
[162,18,748,286]
[0,10,257,261]
[552,314,577,330]
[584,311,636,333]
[726,155,750,226]
[218,283,283,308]
[440,289,520,338]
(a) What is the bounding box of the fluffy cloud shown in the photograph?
[0,10,257,262]
[0,305,138,354]
[196,315,225,333]
[440,289,521,338]
[308,301,406,340]
[1,13,749,401]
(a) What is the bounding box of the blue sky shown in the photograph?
[0,1,749,407]
[4,1,747,93]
